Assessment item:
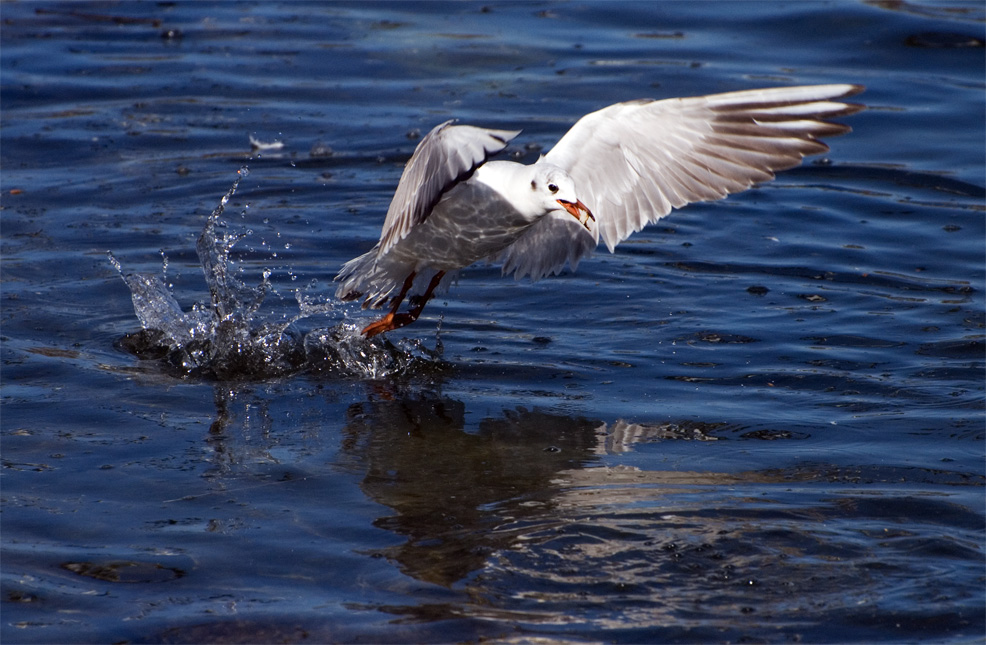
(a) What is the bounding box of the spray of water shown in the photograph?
[110,168,444,380]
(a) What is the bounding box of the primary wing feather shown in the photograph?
[500,84,863,280]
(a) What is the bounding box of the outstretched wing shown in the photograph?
[377,121,521,256]
[500,84,863,280]
[548,84,864,253]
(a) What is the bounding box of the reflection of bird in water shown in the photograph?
[336,85,864,337]
[342,395,760,587]
[344,397,603,585]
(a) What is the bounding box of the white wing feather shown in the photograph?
[500,84,863,280]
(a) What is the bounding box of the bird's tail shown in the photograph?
[334,248,379,303]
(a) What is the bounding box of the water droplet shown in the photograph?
[106,251,122,273]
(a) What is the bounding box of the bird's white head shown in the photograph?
[527,162,594,229]
[473,159,595,230]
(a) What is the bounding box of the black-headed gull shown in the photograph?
[336,84,864,338]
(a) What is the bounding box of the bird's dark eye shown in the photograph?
[548,183,559,194]
[531,180,537,190]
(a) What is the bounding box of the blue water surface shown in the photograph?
[2,2,984,643]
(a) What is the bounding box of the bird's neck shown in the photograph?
[472,161,541,220]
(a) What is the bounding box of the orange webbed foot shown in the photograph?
[361,313,416,339]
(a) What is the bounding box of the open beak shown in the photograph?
[557,199,595,230]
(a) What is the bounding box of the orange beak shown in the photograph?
[557,199,594,230]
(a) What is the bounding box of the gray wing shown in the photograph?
[500,84,864,280]
[377,121,521,256]
[498,211,597,281]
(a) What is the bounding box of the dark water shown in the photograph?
[2,2,984,643]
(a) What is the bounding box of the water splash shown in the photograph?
[110,168,444,380]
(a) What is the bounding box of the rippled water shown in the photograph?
[2,2,983,643]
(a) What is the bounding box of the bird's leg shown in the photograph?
[389,272,418,315]
[361,272,415,338]
[361,271,445,338]
[405,270,445,320]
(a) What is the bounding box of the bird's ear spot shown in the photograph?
[531,180,537,190]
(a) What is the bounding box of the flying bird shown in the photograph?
[335,84,864,338]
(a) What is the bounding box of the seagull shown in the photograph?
[335,84,864,338]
